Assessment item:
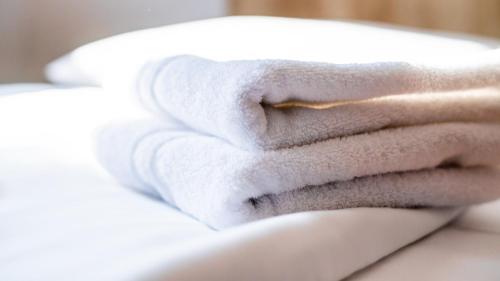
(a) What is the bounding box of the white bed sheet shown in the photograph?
[348,200,500,281]
[1,86,499,281]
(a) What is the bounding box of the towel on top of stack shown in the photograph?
[96,19,500,229]
[136,54,500,150]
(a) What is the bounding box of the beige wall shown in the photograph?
[231,0,500,38]
[0,0,227,82]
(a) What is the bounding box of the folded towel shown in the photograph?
[97,121,500,228]
[137,55,500,150]
[94,21,500,229]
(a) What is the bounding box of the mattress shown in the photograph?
[1,85,500,281]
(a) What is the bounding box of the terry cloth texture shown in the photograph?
[97,120,500,228]
[95,20,500,229]
[136,55,500,150]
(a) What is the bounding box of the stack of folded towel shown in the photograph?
[97,44,500,229]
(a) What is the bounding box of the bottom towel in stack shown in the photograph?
[97,117,500,229]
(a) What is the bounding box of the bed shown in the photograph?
[1,85,499,281]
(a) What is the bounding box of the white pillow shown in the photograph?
[45,16,500,86]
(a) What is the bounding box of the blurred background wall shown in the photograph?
[230,0,500,38]
[1,0,499,82]
[0,0,227,82]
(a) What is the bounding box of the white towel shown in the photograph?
[97,120,500,228]
[93,18,500,229]
[137,55,500,150]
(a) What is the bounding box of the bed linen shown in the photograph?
[0,151,457,281]
[348,199,500,281]
[45,16,500,87]
[1,86,500,281]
